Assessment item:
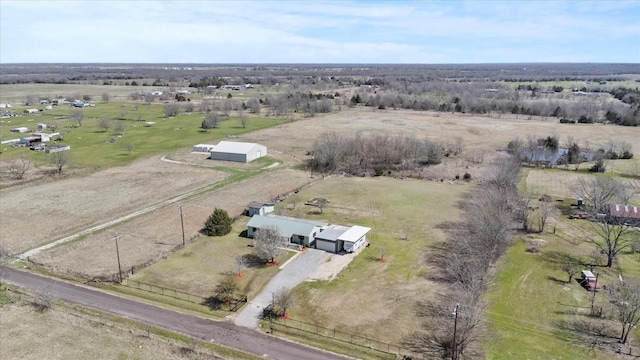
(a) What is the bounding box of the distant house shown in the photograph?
[23,109,39,114]
[315,224,371,253]
[210,141,267,163]
[192,144,216,153]
[247,215,328,248]
[247,201,275,216]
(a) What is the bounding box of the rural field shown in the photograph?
[2,92,640,359]
[0,292,257,360]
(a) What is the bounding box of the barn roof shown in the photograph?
[213,141,262,154]
[609,204,640,219]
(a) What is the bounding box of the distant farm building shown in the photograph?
[609,204,640,223]
[210,141,267,163]
[192,144,216,153]
[46,144,71,153]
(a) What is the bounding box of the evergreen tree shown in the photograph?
[204,208,232,236]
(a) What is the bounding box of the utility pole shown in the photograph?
[452,303,459,360]
[179,205,185,246]
[113,235,123,283]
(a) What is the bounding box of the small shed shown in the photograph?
[37,123,47,130]
[193,144,216,153]
[210,141,267,163]
[247,201,275,216]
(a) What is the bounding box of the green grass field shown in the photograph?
[1,101,286,169]
[131,217,295,311]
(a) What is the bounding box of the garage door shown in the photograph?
[315,239,337,253]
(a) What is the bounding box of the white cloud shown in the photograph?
[1,0,638,63]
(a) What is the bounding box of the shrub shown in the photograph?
[463,172,471,180]
[204,208,232,236]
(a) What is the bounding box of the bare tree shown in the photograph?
[235,254,246,276]
[289,194,299,210]
[377,243,387,261]
[558,259,582,284]
[586,214,636,267]
[123,141,133,155]
[98,117,111,132]
[535,200,552,233]
[609,280,640,344]
[247,97,260,114]
[6,157,31,180]
[202,112,221,131]
[184,102,194,113]
[70,110,84,127]
[115,120,126,135]
[253,225,285,263]
[144,93,154,105]
[102,92,110,103]
[574,177,629,214]
[274,287,294,316]
[50,151,70,174]
[239,107,247,128]
[164,103,180,117]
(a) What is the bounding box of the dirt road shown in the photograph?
[0,266,351,360]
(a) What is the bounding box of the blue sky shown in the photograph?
[1,0,639,63]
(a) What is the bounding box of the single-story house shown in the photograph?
[210,141,267,163]
[23,109,39,114]
[192,144,216,153]
[315,224,371,253]
[247,201,275,216]
[247,215,328,248]
[11,127,29,133]
[46,144,71,153]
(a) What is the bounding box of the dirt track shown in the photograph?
[0,155,226,254]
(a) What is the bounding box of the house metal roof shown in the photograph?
[213,141,262,154]
[315,225,351,241]
[610,204,640,219]
[247,215,328,238]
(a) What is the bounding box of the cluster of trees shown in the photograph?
[408,157,521,358]
[508,134,634,172]
[310,132,450,176]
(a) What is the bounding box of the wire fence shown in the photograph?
[272,317,416,358]
[122,279,246,311]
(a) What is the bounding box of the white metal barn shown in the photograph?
[210,141,267,163]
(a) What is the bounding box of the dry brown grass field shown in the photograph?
[0,155,227,254]
[0,301,234,360]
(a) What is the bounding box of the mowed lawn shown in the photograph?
[130,217,295,303]
[0,101,285,169]
[484,223,640,358]
[276,176,473,347]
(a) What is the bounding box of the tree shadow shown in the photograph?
[241,253,266,268]
[546,275,567,285]
[202,296,224,310]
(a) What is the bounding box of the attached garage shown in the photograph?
[315,224,371,253]
[210,141,267,163]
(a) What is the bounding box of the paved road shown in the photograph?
[235,249,329,328]
[0,266,351,360]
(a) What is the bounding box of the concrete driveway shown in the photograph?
[234,248,329,328]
